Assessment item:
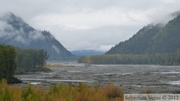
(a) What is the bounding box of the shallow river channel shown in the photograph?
[15,62,180,93]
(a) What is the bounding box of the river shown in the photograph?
[15,62,180,93]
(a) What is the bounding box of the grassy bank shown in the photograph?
[0,79,124,101]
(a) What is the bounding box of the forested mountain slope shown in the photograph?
[0,12,73,60]
[107,15,180,54]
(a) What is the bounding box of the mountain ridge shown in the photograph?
[0,12,73,60]
[107,15,180,54]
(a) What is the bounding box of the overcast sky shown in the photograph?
[0,0,180,51]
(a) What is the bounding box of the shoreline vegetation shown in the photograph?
[0,45,49,83]
[0,44,179,101]
[78,52,180,65]
[15,48,49,74]
[0,79,124,101]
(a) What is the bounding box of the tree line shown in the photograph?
[78,51,180,65]
[16,48,49,73]
[0,45,18,83]
[0,45,49,83]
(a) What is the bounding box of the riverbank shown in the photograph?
[15,63,180,93]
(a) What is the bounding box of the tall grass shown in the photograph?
[0,79,124,101]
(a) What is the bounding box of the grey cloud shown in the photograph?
[171,10,180,17]
[29,30,45,40]
[0,0,180,51]
[14,35,27,44]
[50,25,142,51]
[0,13,46,44]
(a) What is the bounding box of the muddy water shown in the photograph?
[15,63,180,93]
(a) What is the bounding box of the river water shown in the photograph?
[15,62,180,93]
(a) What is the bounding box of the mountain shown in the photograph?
[0,12,73,60]
[152,15,180,53]
[71,50,105,56]
[107,15,180,54]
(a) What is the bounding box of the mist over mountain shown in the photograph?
[171,10,180,18]
[0,12,73,60]
[107,14,180,54]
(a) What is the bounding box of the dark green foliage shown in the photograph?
[0,45,16,79]
[0,45,21,83]
[152,16,180,53]
[16,49,49,73]
[0,45,49,83]
[107,15,180,54]
[107,24,163,54]
[78,51,180,65]
[101,15,180,65]
[6,76,22,84]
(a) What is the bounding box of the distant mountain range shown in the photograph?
[0,12,73,60]
[107,14,180,54]
[71,50,105,56]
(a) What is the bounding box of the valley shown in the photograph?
[15,62,180,93]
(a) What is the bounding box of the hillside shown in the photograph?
[78,15,180,65]
[0,12,73,60]
[152,15,180,53]
[107,15,180,54]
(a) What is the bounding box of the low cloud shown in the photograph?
[0,13,46,44]
[0,0,180,51]
[29,30,45,40]
[38,24,141,51]
[31,8,150,30]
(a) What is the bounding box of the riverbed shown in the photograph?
[15,62,180,93]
